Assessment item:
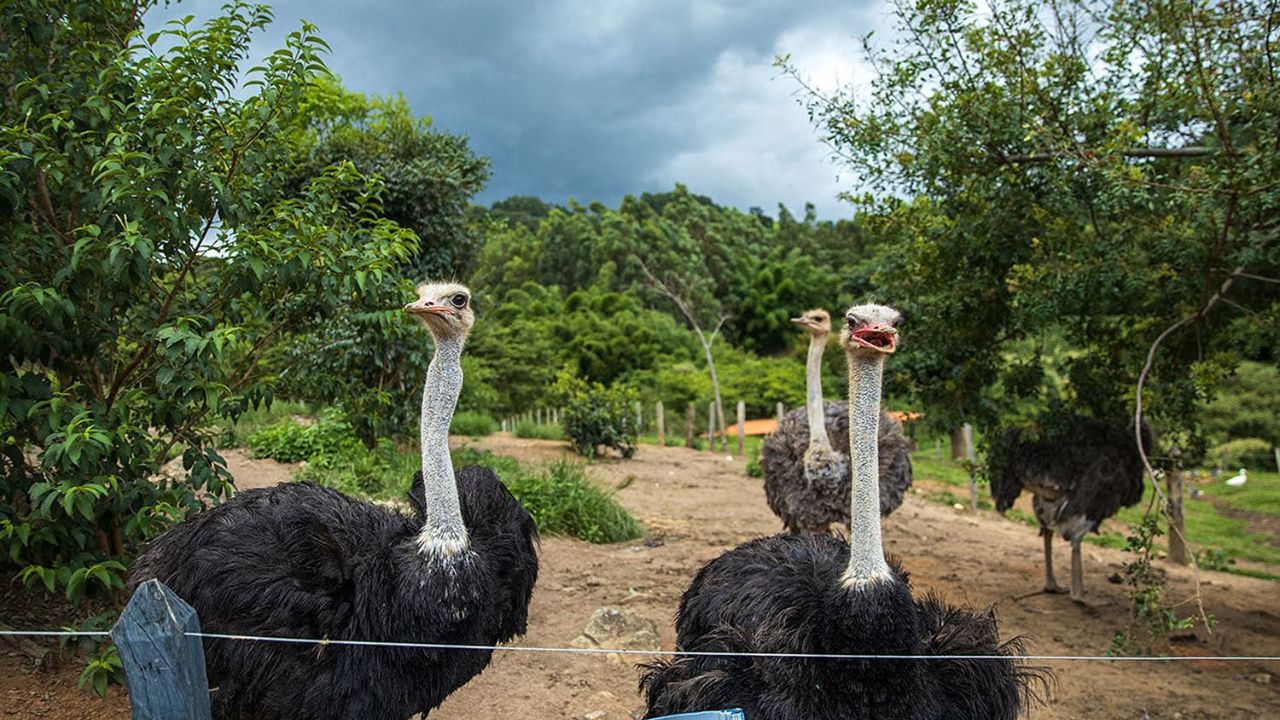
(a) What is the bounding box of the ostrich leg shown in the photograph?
[1070,538,1084,602]
[1043,532,1066,593]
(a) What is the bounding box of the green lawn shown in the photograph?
[910,452,1280,580]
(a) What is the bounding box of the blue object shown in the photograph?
[648,710,746,720]
[111,579,212,720]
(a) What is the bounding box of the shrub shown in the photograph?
[453,449,642,543]
[451,412,497,437]
[514,420,564,440]
[555,371,638,458]
[1208,437,1273,469]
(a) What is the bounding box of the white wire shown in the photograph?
[4,630,1278,663]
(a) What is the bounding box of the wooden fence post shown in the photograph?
[685,402,696,448]
[536,408,542,425]
[634,400,643,433]
[776,402,784,425]
[736,401,746,457]
[656,401,665,447]
[111,579,212,720]
[962,423,977,513]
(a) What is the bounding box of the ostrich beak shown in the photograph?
[403,301,457,317]
[791,317,813,328]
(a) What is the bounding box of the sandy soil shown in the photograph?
[3,436,1278,719]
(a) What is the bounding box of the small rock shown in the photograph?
[951,503,964,510]
[583,712,607,720]
[572,607,660,651]
[1253,672,1273,685]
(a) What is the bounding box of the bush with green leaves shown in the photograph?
[554,371,639,459]
[453,449,642,543]
[1208,438,1274,470]
[0,0,413,680]
[514,420,564,440]
[450,411,498,437]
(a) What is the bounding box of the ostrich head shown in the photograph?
[839,303,899,357]
[791,308,832,337]
[404,282,475,342]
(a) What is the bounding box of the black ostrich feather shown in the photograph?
[990,417,1150,539]
[640,535,1048,720]
[129,467,537,720]
[760,402,914,532]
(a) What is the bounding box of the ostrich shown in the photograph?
[990,417,1149,603]
[760,308,913,533]
[641,304,1044,720]
[129,282,538,720]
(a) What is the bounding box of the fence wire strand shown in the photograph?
[4,629,1278,663]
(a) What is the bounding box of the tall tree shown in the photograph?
[0,0,414,666]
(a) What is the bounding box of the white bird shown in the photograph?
[1225,468,1248,487]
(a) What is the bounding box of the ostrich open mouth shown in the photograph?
[851,326,897,353]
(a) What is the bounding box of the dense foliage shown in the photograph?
[0,0,413,616]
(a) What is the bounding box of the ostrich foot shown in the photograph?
[1014,585,1068,601]
[1071,594,1112,609]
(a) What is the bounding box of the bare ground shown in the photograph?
[3,436,1278,719]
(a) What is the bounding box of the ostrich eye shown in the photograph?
[450,293,468,309]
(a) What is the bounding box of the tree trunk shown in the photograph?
[951,425,968,460]
[700,339,728,452]
[707,401,716,452]
[1167,447,1188,565]
[963,423,977,513]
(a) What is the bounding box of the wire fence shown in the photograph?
[4,629,1278,663]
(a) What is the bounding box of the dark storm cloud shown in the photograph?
[147,0,886,217]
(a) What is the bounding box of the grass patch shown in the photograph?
[450,412,497,437]
[514,420,565,440]
[910,454,975,489]
[1112,485,1280,567]
[453,448,643,543]
[921,488,992,511]
[1196,467,1280,515]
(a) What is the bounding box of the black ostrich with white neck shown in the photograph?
[129,282,538,720]
[640,304,1045,720]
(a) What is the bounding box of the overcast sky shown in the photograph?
[148,1,888,218]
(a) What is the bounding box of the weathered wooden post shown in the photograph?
[736,401,746,457]
[776,402,784,425]
[634,400,643,434]
[962,423,978,513]
[656,401,666,447]
[1166,445,1188,565]
[707,401,716,452]
[685,402,696,448]
[536,408,543,425]
[111,579,212,720]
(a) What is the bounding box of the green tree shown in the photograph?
[0,0,413,639]
[290,75,490,279]
[780,0,1280,452]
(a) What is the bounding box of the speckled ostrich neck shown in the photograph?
[843,353,892,584]
[805,332,832,450]
[416,334,468,556]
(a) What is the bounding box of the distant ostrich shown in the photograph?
[130,282,538,720]
[990,417,1149,603]
[760,308,913,533]
[641,304,1045,720]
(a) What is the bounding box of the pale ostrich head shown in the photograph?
[404,282,475,340]
[791,308,832,338]
[839,304,899,357]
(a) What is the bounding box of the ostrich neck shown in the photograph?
[805,334,831,449]
[416,335,468,555]
[844,353,892,584]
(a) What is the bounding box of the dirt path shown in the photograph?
[4,436,1278,719]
